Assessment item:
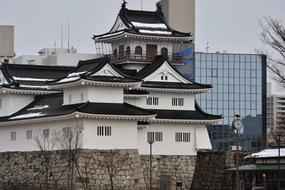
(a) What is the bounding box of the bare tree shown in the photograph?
[260,17,285,85]
[34,122,85,189]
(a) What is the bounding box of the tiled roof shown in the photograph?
[0,93,155,122]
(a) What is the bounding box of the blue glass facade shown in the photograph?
[193,52,267,151]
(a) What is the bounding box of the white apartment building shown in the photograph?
[14,48,98,66]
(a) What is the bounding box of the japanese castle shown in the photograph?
[0,2,221,155]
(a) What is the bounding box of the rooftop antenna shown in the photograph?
[67,20,70,53]
[53,41,57,55]
[61,24,63,49]
[206,42,210,53]
[141,0,143,10]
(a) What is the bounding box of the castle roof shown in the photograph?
[0,63,72,93]
[93,3,191,42]
[0,93,156,124]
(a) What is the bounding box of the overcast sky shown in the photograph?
[0,0,284,56]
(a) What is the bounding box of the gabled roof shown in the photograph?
[93,3,191,41]
[0,93,156,124]
[0,63,73,91]
[136,55,212,91]
[148,102,222,123]
[47,57,141,86]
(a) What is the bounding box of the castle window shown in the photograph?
[10,132,16,141]
[135,46,142,55]
[113,49,118,60]
[119,45,125,59]
[80,93,84,102]
[175,132,191,142]
[146,97,159,105]
[161,47,168,57]
[147,132,163,142]
[97,126,112,136]
[43,129,50,139]
[126,46,131,58]
[26,130,32,140]
[172,98,184,106]
[63,127,72,138]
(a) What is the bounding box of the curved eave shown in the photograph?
[124,94,148,98]
[74,112,156,121]
[138,87,212,94]
[47,79,142,90]
[150,118,222,124]
[0,87,60,95]
[94,31,192,43]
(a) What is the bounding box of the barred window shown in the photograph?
[26,130,32,140]
[172,98,184,106]
[43,129,49,139]
[147,132,163,142]
[175,132,191,142]
[10,132,16,141]
[146,97,159,105]
[97,126,111,136]
[63,127,72,138]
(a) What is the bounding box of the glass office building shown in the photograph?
[193,52,266,151]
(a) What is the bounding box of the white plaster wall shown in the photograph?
[82,119,138,149]
[0,119,81,152]
[0,94,34,117]
[63,86,124,104]
[138,123,198,155]
[194,126,212,150]
[125,92,195,110]
[63,86,89,105]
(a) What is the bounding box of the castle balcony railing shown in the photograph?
[104,53,184,65]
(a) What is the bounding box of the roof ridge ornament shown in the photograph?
[156,2,162,12]
[121,0,127,9]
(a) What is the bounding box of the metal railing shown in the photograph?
[105,53,183,64]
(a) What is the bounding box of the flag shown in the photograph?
[183,58,191,65]
[179,47,193,56]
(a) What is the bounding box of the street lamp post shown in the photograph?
[232,114,244,190]
[277,135,281,190]
[148,139,154,190]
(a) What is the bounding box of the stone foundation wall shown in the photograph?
[0,149,197,189]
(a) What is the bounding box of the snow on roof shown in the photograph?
[10,112,46,120]
[13,77,49,82]
[131,22,167,29]
[27,105,50,111]
[246,148,285,159]
[98,31,125,39]
[67,71,86,77]
[139,29,172,35]
[19,85,48,89]
[56,76,80,84]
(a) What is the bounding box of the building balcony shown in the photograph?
[106,53,184,65]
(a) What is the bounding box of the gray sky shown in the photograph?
[0,0,284,56]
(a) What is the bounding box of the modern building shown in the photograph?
[159,0,195,38]
[14,48,98,66]
[267,85,285,144]
[0,25,14,63]
[191,52,267,151]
